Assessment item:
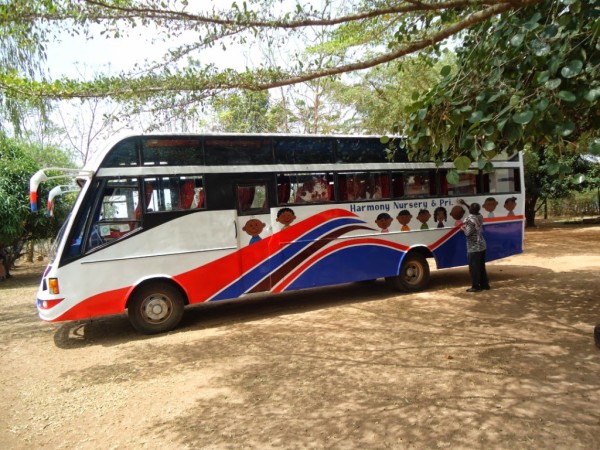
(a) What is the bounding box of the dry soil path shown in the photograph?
[1,223,600,449]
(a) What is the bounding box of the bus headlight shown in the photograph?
[48,278,60,295]
[38,298,63,310]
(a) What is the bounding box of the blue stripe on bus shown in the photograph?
[210,216,372,301]
[284,243,405,290]
[433,221,523,269]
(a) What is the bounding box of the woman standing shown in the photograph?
[458,200,490,292]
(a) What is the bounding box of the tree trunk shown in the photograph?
[525,193,539,227]
[26,241,34,263]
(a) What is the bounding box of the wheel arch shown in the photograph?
[125,276,190,310]
[387,245,433,292]
[399,245,434,272]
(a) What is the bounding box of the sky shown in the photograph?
[45,26,251,80]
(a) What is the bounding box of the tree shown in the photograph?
[523,148,599,226]
[401,0,599,226]
[210,90,280,133]
[0,0,541,121]
[327,54,453,134]
[405,0,600,176]
[0,134,74,268]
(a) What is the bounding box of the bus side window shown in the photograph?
[87,178,141,251]
[288,173,332,204]
[483,168,520,193]
[237,183,268,215]
[447,171,478,196]
[339,172,388,201]
[403,171,433,198]
[145,176,204,212]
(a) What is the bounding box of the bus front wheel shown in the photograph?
[128,282,185,334]
[386,252,430,292]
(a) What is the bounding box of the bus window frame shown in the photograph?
[236,181,270,216]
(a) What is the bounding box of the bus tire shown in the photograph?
[127,282,185,334]
[386,252,430,292]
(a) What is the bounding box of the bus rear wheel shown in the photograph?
[128,282,185,334]
[386,252,430,292]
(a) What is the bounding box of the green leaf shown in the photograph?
[440,136,452,152]
[524,12,542,30]
[440,65,452,77]
[556,121,575,136]
[503,123,523,143]
[483,124,496,136]
[536,97,550,111]
[560,60,583,78]
[545,78,562,89]
[546,162,560,175]
[510,33,525,47]
[542,24,559,39]
[496,118,508,132]
[487,92,504,103]
[532,40,551,56]
[584,88,600,102]
[535,71,550,84]
[557,90,576,102]
[380,136,390,144]
[512,110,534,124]
[459,135,475,150]
[588,140,600,155]
[453,156,472,171]
[468,110,484,123]
[483,162,495,173]
[446,170,460,185]
[483,141,496,152]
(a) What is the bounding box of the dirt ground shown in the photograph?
[1,223,599,450]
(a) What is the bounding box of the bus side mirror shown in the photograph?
[29,170,49,212]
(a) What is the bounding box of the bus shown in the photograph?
[30,133,524,334]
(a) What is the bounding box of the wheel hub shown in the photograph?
[144,296,170,322]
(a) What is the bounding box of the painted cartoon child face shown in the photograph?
[435,209,446,222]
[397,211,412,226]
[243,219,265,237]
[375,213,393,230]
[277,208,296,227]
[483,198,498,213]
[416,209,431,224]
[505,197,517,212]
[450,205,465,221]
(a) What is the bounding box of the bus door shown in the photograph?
[234,181,273,293]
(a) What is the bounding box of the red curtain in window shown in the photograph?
[380,174,390,198]
[338,175,348,200]
[392,174,404,197]
[429,174,437,195]
[238,186,255,211]
[135,183,154,218]
[439,173,449,195]
[180,180,195,209]
[195,188,205,208]
[278,182,290,203]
